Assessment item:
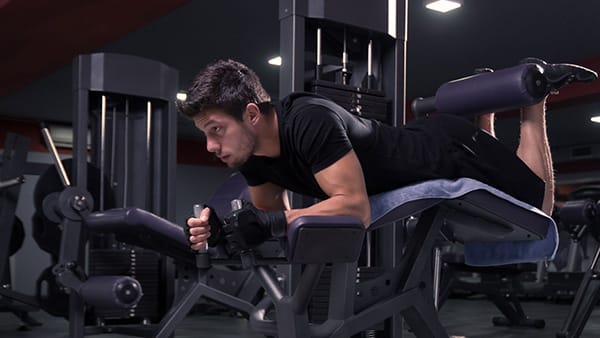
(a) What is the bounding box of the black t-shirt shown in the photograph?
[239,93,454,199]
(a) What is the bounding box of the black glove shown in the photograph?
[223,200,287,253]
[183,205,225,248]
[204,205,226,247]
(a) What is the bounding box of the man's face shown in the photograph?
[193,109,256,168]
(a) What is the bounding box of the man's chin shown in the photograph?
[223,153,252,169]
[226,159,245,169]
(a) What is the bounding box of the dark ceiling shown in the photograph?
[2,0,600,178]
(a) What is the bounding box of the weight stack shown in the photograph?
[310,80,389,123]
[88,248,163,322]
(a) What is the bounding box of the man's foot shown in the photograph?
[520,57,598,94]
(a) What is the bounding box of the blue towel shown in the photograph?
[368,178,558,266]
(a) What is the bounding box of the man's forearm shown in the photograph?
[284,194,370,228]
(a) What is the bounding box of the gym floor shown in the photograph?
[0,298,599,338]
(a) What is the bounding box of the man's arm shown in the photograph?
[286,149,370,227]
[188,150,369,251]
[187,182,289,251]
[248,182,290,211]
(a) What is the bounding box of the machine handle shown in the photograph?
[193,204,208,254]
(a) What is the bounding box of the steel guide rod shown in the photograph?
[342,28,349,85]
[123,98,129,207]
[315,27,322,80]
[110,106,117,191]
[367,40,373,77]
[100,95,107,211]
[316,27,322,66]
[146,100,152,210]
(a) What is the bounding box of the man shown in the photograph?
[178,59,586,252]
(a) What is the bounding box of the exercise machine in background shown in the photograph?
[32,53,179,336]
[0,133,42,330]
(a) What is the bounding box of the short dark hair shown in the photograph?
[177,59,270,120]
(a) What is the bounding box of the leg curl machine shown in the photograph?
[413,58,598,332]
[35,53,179,336]
[49,59,592,337]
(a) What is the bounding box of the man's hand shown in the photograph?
[185,206,224,251]
[223,201,287,253]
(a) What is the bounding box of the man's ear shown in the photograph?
[244,103,261,125]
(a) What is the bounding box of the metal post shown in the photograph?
[123,98,129,207]
[315,27,322,80]
[341,28,349,85]
[279,0,307,298]
[279,0,306,96]
[366,39,375,89]
[110,106,117,191]
[433,246,442,310]
[41,126,71,187]
[388,1,409,335]
[146,100,152,210]
[99,95,107,211]
[567,239,582,272]
[73,57,89,190]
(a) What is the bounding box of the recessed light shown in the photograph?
[268,56,282,66]
[425,0,462,13]
[176,92,187,101]
[590,115,600,124]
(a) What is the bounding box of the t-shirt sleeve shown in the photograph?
[291,106,353,174]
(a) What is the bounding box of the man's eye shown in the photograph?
[212,126,222,133]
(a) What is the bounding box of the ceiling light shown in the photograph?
[268,56,282,66]
[425,0,462,13]
[176,92,187,101]
[591,115,600,124]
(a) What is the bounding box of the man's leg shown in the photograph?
[515,98,554,214]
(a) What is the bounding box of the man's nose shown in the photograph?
[206,138,220,153]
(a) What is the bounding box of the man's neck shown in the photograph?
[254,108,280,158]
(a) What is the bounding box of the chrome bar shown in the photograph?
[110,106,116,191]
[342,28,348,73]
[433,246,442,310]
[123,98,129,207]
[316,27,322,66]
[367,40,373,76]
[146,100,152,210]
[99,95,107,211]
[41,125,71,187]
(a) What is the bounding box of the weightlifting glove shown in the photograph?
[222,201,287,253]
[183,205,225,248]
